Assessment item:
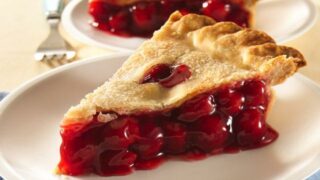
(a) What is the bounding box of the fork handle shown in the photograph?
[44,0,63,19]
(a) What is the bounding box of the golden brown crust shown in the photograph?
[245,0,258,6]
[62,12,306,126]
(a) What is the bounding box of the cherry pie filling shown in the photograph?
[58,73,278,176]
[89,0,251,37]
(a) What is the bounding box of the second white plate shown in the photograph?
[62,0,318,51]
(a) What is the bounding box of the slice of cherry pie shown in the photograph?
[89,0,257,37]
[57,12,306,176]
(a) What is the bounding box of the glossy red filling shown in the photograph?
[89,0,251,37]
[58,79,278,176]
[141,64,192,88]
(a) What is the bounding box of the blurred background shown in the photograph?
[0,0,319,92]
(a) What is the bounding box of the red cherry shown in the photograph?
[202,0,231,21]
[190,114,230,152]
[227,6,249,27]
[59,143,96,175]
[59,123,105,175]
[109,10,130,32]
[142,64,192,88]
[132,138,163,160]
[131,2,159,32]
[142,64,171,83]
[94,21,111,32]
[159,64,192,88]
[159,0,176,21]
[225,0,244,6]
[89,1,118,20]
[178,94,216,122]
[186,1,203,12]
[60,123,89,140]
[98,150,137,176]
[103,117,139,149]
[182,149,207,161]
[241,80,267,107]
[233,109,267,147]
[60,123,104,160]
[179,9,191,15]
[161,120,187,154]
[217,89,244,115]
[131,119,164,159]
[80,124,105,146]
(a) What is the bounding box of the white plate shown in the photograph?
[1,54,320,180]
[61,0,318,51]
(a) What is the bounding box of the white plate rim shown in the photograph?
[61,0,135,52]
[0,53,320,179]
[61,0,319,51]
[257,0,319,43]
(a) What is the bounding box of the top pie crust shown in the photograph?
[62,12,306,126]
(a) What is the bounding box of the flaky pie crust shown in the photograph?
[62,12,306,126]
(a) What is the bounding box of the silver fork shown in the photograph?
[35,0,76,65]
